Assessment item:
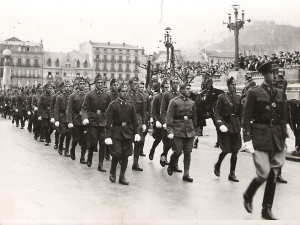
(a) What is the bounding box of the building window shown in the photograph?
[83,60,87,68]
[26,59,30,66]
[48,72,52,78]
[18,58,21,66]
[117,74,123,81]
[18,69,21,76]
[34,80,38,86]
[111,73,115,79]
[34,59,38,67]
[56,72,59,77]
[103,55,107,62]
[26,47,29,52]
[96,48,99,50]
[0,58,4,66]
[77,60,80,68]
[18,80,21,86]
[96,55,99,59]
[103,73,107,76]
[47,58,51,67]
[125,74,130,81]
[26,69,29,76]
[111,48,114,51]
[111,55,115,62]
[55,59,59,67]
[35,70,38,77]
[63,72,66,77]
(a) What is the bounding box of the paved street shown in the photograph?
[1,117,300,224]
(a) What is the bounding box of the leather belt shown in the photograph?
[254,119,278,126]
[174,115,193,120]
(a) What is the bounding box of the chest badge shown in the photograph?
[271,103,276,108]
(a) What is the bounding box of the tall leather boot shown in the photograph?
[214,152,227,177]
[193,138,198,148]
[54,131,59,149]
[65,132,71,157]
[109,156,119,183]
[262,170,278,220]
[228,157,239,182]
[87,147,94,167]
[276,168,287,183]
[58,135,65,155]
[183,152,193,182]
[80,142,87,164]
[70,141,77,160]
[132,142,143,171]
[105,145,110,160]
[119,157,129,185]
[243,178,263,213]
[167,152,180,176]
[98,143,106,172]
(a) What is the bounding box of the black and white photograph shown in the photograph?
[1,0,300,224]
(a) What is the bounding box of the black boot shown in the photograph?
[276,168,287,184]
[262,170,278,220]
[167,153,179,176]
[228,157,239,182]
[80,145,87,164]
[132,143,143,171]
[109,156,119,183]
[193,138,198,148]
[214,152,227,177]
[98,143,106,172]
[119,157,129,185]
[149,139,160,161]
[243,178,262,213]
[70,142,77,160]
[105,146,110,160]
[183,152,193,182]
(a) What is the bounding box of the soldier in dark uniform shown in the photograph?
[193,91,207,148]
[26,88,34,133]
[81,74,111,171]
[38,84,52,146]
[32,84,43,140]
[242,61,288,220]
[149,80,169,160]
[16,87,28,129]
[138,81,151,157]
[105,82,141,185]
[202,78,225,148]
[126,77,146,171]
[287,99,300,156]
[4,89,12,119]
[241,74,257,103]
[166,82,197,182]
[54,81,72,157]
[11,90,19,126]
[67,77,88,164]
[159,78,182,172]
[213,77,242,182]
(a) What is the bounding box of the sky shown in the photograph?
[0,0,299,54]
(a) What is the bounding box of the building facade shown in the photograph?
[201,49,234,65]
[79,41,146,82]
[43,51,93,85]
[0,37,43,88]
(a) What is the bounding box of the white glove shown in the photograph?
[4,104,7,107]
[163,123,167,129]
[134,134,141,142]
[83,119,89,125]
[34,107,38,111]
[55,121,59,127]
[68,123,74,128]
[50,118,55,123]
[150,118,153,123]
[142,124,147,132]
[38,116,42,121]
[0,106,2,108]
[219,125,228,132]
[27,111,31,115]
[104,138,113,145]
[15,109,18,112]
[242,141,255,154]
[156,121,162,128]
[168,133,174,139]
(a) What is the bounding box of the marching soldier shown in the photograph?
[81,74,111,171]
[160,78,182,172]
[105,82,141,185]
[287,99,300,157]
[54,81,72,157]
[149,80,169,160]
[16,87,28,129]
[32,84,43,141]
[4,89,12,119]
[166,82,197,182]
[193,90,207,148]
[242,61,288,220]
[26,88,34,133]
[126,76,146,171]
[241,74,257,104]
[11,90,19,126]
[213,77,242,182]
[67,77,88,164]
[38,84,52,146]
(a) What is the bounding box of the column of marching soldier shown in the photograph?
[0,61,296,220]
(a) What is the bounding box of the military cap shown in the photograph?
[179,82,191,91]
[64,80,72,86]
[226,77,236,86]
[94,73,102,82]
[110,78,118,86]
[117,82,128,91]
[257,61,280,73]
[128,76,139,84]
[78,77,86,83]
[58,82,65,88]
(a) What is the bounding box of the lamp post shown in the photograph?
[3,49,12,88]
[162,27,176,77]
[224,5,250,70]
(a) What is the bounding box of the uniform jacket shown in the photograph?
[242,83,288,152]
[38,92,52,119]
[160,90,179,124]
[126,90,145,128]
[110,91,118,102]
[106,98,139,140]
[140,91,151,122]
[214,92,242,133]
[54,92,70,123]
[151,92,163,124]
[16,93,28,111]
[31,93,41,111]
[67,90,86,125]
[166,95,197,138]
[194,94,207,127]
[203,86,224,115]
[50,91,60,119]
[11,95,17,111]
[26,94,33,111]
[81,89,111,127]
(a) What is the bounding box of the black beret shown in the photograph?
[257,61,280,73]
[128,76,139,84]
[226,77,236,85]
[110,78,118,86]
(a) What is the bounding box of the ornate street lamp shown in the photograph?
[224,5,250,70]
